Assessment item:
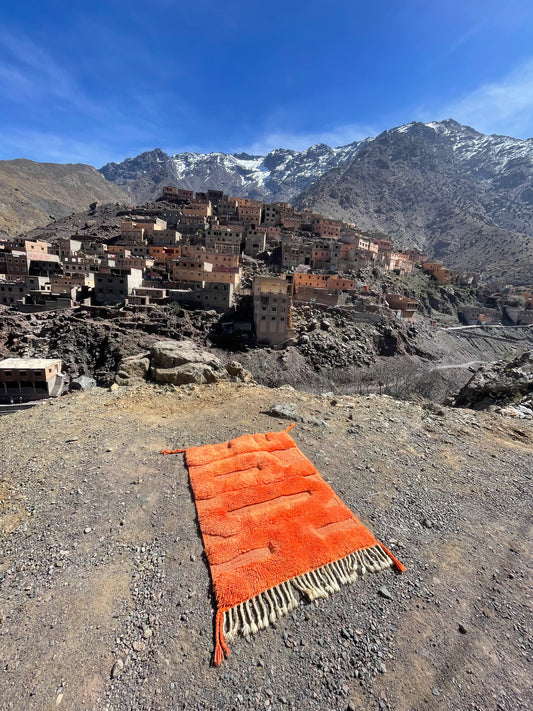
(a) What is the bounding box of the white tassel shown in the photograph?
[222,545,398,644]
[239,602,251,637]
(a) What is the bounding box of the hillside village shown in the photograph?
[1,187,532,345]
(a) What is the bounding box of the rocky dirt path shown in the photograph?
[0,383,531,710]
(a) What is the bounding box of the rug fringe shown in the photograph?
[213,543,402,664]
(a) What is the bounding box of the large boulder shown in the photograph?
[151,363,222,386]
[115,353,150,386]
[225,361,255,383]
[149,340,227,386]
[150,340,222,370]
[70,375,97,391]
[453,351,533,410]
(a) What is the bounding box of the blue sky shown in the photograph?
[1,0,533,166]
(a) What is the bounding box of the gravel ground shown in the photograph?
[0,383,531,711]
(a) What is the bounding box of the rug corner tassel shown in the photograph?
[214,609,230,666]
[378,542,406,572]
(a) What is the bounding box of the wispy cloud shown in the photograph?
[426,58,533,138]
[0,29,94,113]
[241,123,378,155]
[0,127,128,167]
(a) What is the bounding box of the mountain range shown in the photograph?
[98,142,369,204]
[99,120,533,282]
[2,120,532,282]
[294,120,533,282]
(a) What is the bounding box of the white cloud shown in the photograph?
[240,123,378,155]
[431,58,533,138]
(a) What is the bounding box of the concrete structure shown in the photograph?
[262,203,281,225]
[422,261,452,284]
[281,237,313,269]
[149,245,182,263]
[120,221,146,244]
[93,268,143,305]
[0,358,63,400]
[192,281,234,311]
[293,273,355,291]
[504,306,533,325]
[253,276,293,345]
[204,227,243,254]
[162,186,194,202]
[25,276,51,293]
[384,252,415,275]
[385,294,419,321]
[128,287,168,306]
[0,280,26,305]
[51,274,95,294]
[0,251,28,276]
[310,216,342,238]
[182,202,212,218]
[237,203,262,226]
[172,259,241,287]
[244,229,267,257]
[150,228,181,246]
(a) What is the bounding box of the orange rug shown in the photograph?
[163,424,404,665]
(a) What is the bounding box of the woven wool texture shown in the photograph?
[164,425,404,664]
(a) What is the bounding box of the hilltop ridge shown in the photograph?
[0,159,127,237]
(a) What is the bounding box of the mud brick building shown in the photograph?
[253,276,293,345]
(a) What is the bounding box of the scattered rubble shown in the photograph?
[454,350,533,414]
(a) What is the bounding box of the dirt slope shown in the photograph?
[0,159,127,236]
[0,383,531,711]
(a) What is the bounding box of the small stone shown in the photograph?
[378,586,392,600]
[56,693,63,706]
[422,518,433,529]
[65,437,79,443]
[83,527,92,534]
[458,624,468,634]
[379,663,387,674]
[143,627,152,639]
[109,383,119,392]
[111,659,124,679]
[133,640,146,652]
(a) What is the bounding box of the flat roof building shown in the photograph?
[0,358,63,400]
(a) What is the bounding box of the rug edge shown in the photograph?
[213,541,404,665]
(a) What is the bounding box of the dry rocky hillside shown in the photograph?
[0,379,531,711]
[0,159,127,237]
